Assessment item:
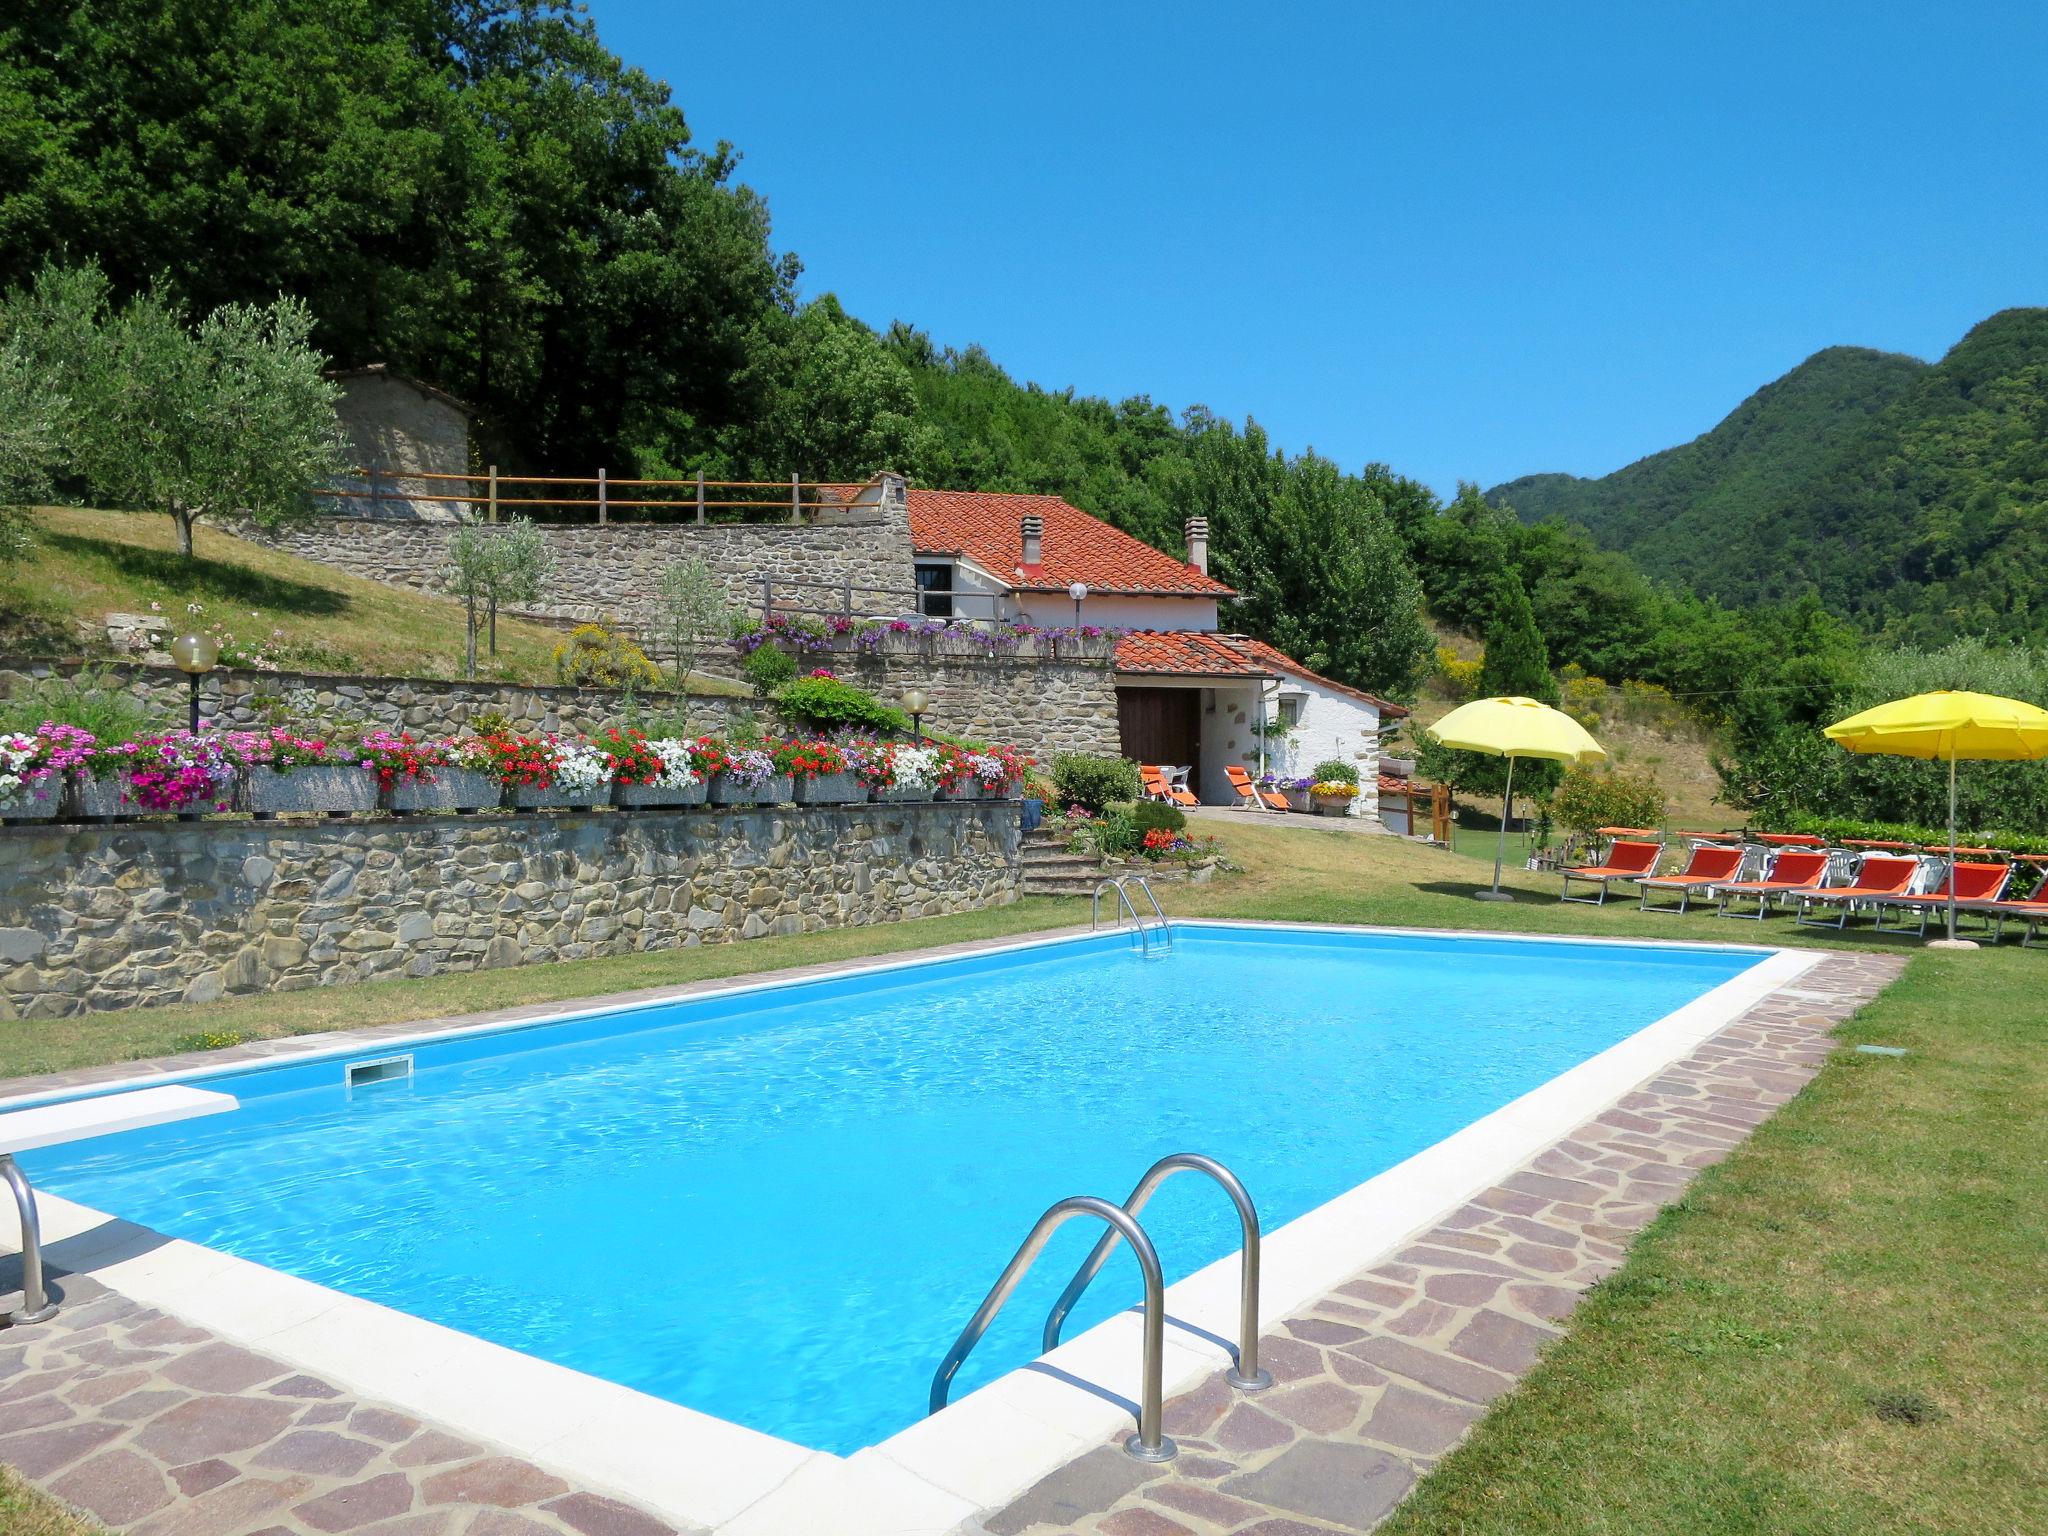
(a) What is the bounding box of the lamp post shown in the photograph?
[901,687,929,745]
[1069,581,1088,628]
[168,632,222,733]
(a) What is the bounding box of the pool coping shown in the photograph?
[0,920,1824,1534]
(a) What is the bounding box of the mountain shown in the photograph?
[1487,310,2048,642]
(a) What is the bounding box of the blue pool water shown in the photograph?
[23,925,1759,1454]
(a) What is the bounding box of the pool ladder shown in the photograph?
[1091,874,1172,956]
[928,1152,1269,1463]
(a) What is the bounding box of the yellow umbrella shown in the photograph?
[1824,690,2048,946]
[1431,696,1608,900]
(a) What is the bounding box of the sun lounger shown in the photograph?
[1711,849,1830,919]
[1794,855,1920,929]
[1559,838,1663,904]
[1958,897,2048,945]
[1224,765,1287,811]
[1635,843,1746,914]
[1869,861,2012,935]
[1140,765,1198,808]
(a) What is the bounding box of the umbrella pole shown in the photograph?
[1947,750,1959,944]
[1475,756,1517,901]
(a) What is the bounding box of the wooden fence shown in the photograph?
[321,468,863,524]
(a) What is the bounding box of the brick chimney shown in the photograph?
[1185,515,1210,575]
[1020,513,1043,568]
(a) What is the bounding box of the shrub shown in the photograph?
[742,644,797,696]
[1549,764,1666,835]
[1053,753,1143,813]
[1127,799,1186,836]
[1435,645,1483,700]
[1311,758,1359,785]
[554,623,660,690]
[0,668,158,742]
[776,675,909,735]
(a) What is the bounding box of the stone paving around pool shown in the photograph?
[964,949,1905,1536]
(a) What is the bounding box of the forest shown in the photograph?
[3,0,2043,831]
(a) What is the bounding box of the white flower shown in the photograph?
[552,740,611,794]
[967,751,1005,785]
[892,745,940,791]
[186,601,205,616]
[646,738,701,791]
[0,734,42,810]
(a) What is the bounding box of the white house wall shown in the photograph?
[1257,673,1383,819]
[1016,594,1218,632]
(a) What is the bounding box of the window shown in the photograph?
[1276,693,1306,729]
[915,561,954,618]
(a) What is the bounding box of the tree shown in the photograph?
[655,556,732,685]
[6,262,345,557]
[0,337,60,562]
[1478,577,1557,703]
[444,517,552,676]
[445,527,496,679]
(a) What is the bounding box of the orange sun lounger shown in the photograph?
[1140,764,1198,808]
[1711,849,1830,920]
[1635,843,1746,914]
[1794,855,1921,929]
[1956,894,2048,946]
[1872,861,2012,936]
[1559,838,1663,904]
[1224,765,1288,811]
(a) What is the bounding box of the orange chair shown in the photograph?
[1224,765,1288,811]
[1635,842,1746,914]
[1559,838,1663,904]
[1140,765,1198,808]
[1712,849,1830,920]
[1869,861,2011,936]
[1794,855,1920,929]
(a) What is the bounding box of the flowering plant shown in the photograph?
[842,738,893,789]
[1141,827,1185,858]
[890,744,941,793]
[552,740,611,795]
[224,728,334,774]
[116,731,234,811]
[356,731,451,789]
[603,729,703,791]
[1261,773,1315,791]
[0,733,54,810]
[720,746,779,790]
[1310,780,1359,799]
[478,733,608,793]
[773,738,846,779]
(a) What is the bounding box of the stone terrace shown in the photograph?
[972,948,1904,1536]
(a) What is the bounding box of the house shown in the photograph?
[323,364,478,521]
[904,489,1408,814]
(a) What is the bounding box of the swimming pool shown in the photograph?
[21,922,1766,1456]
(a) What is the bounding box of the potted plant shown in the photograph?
[604,728,709,809]
[1309,780,1358,816]
[1265,773,1315,813]
[877,742,941,802]
[362,732,502,813]
[104,731,236,818]
[487,733,612,809]
[788,738,862,804]
[708,745,791,806]
[232,729,379,818]
[0,728,72,823]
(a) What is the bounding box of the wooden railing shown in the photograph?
[320,468,864,524]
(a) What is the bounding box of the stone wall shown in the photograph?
[0,660,744,740]
[261,476,918,637]
[0,802,1021,1017]
[831,653,1122,761]
[326,369,475,522]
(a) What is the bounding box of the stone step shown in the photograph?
[1021,877,1103,897]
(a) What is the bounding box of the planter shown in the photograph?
[71,775,131,821]
[873,782,934,803]
[243,765,380,819]
[388,766,503,814]
[792,771,864,805]
[1282,788,1313,814]
[708,772,794,806]
[0,783,62,823]
[508,782,610,810]
[613,778,708,809]
[1311,794,1355,818]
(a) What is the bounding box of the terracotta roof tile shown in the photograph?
[903,489,1234,597]
[1113,631,1409,718]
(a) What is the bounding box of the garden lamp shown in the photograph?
[1069,581,1088,627]
[168,632,222,733]
[901,687,929,744]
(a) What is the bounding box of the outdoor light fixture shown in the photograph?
[1069,580,1088,627]
[901,687,929,744]
[168,632,222,733]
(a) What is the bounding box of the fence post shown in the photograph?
[761,574,773,620]
[598,467,607,525]
[696,471,705,525]
[367,468,383,518]
[790,472,801,525]
[488,465,499,524]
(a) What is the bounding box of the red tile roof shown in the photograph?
[904,489,1234,597]
[1113,631,1409,718]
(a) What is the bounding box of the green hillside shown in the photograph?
[1488,310,2048,641]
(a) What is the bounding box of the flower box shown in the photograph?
[388,767,503,814]
[708,772,793,806]
[0,785,61,822]
[508,784,610,811]
[71,775,130,820]
[243,765,380,819]
[1311,794,1353,817]
[792,771,864,805]
[872,782,931,803]
[1283,788,1313,814]
[614,779,707,809]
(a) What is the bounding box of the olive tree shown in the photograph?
[655,555,732,686]
[3,262,345,558]
[444,517,553,677]
[0,339,60,562]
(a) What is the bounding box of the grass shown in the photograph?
[3,819,2042,1533]
[0,505,746,697]
[0,1466,95,1536]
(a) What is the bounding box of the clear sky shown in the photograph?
[586,1,2046,497]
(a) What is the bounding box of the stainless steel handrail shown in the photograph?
[1041,1152,1270,1391]
[1091,876,1142,934]
[1092,875,1171,955]
[1122,876,1172,951]
[929,1194,1177,1462]
[1,1155,57,1324]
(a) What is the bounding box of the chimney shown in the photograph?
[1185,515,1210,575]
[1020,513,1043,568]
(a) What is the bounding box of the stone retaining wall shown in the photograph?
[0,802,1021,1017]
[831,653,1122,761]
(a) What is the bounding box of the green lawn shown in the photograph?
[2,819,2041,1534]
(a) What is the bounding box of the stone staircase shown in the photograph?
[1019,828,1106,897]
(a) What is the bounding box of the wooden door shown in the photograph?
[1117,687,1201,777]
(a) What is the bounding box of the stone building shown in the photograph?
[324,364,477,521]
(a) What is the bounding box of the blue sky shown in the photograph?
[589,2,2046,497]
